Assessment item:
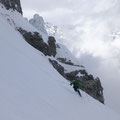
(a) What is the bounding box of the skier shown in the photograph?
[70,80,83,97]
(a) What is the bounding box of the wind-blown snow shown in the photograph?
[0,4,120,120]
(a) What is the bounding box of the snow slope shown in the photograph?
[0,4,120,120]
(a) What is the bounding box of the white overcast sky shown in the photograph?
[21,0,118,24]
[21,0,120,58]
[21,0,120,114]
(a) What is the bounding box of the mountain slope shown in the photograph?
[29,14,104,103]
[0,2,120,120]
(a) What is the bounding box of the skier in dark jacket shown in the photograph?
[70,80,83,97]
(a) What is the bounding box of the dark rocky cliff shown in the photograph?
[0,0,22,14]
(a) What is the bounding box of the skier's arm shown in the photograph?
[70,81,74,86]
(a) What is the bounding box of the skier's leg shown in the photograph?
[77,90,82,97]
[73,86,82,97]
[73,86,77,92]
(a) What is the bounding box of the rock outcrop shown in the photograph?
[17,28,57,57]
[65,70,104,103]
[57,58,82,67]
[0,0,23,14]
[49,58,104,104]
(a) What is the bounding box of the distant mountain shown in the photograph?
[29,14,47,35]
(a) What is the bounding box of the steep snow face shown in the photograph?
[0,4,120,120]
[0,10,120,120]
